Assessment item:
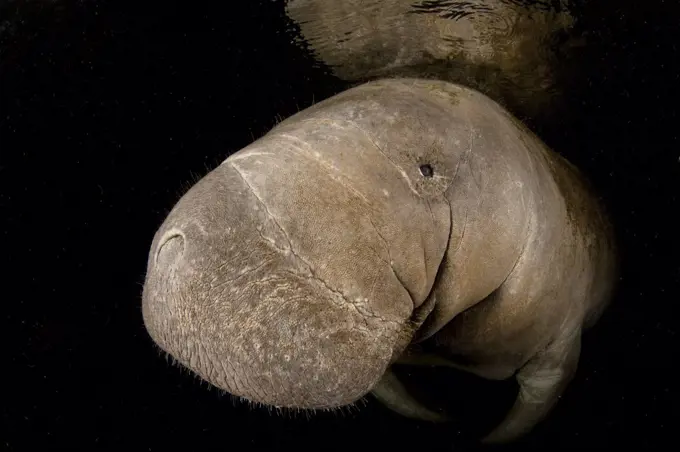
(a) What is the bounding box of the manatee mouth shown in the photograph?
[142,219,401,410]
[143,266,397,409]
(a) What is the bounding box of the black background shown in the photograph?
[2,0,678,450]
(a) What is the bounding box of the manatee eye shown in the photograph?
[419,163,434,178]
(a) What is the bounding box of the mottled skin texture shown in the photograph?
[142,78,617,444]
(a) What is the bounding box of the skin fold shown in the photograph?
[142,78,617,444]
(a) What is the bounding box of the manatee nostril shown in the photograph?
[155,231,185,267]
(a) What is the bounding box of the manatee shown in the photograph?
[142,77,618,444]
[285,0,585,123]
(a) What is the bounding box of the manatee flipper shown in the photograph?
[371,367,449,422]
[482,328,582,444]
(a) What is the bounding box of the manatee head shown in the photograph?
[141,79,468,409]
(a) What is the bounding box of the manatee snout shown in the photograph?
[141,156,418,409]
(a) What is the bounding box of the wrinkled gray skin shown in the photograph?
[142,78,617,444]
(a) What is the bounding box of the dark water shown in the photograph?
[2,0,678,450]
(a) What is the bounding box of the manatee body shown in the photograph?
[142,78,617,444]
